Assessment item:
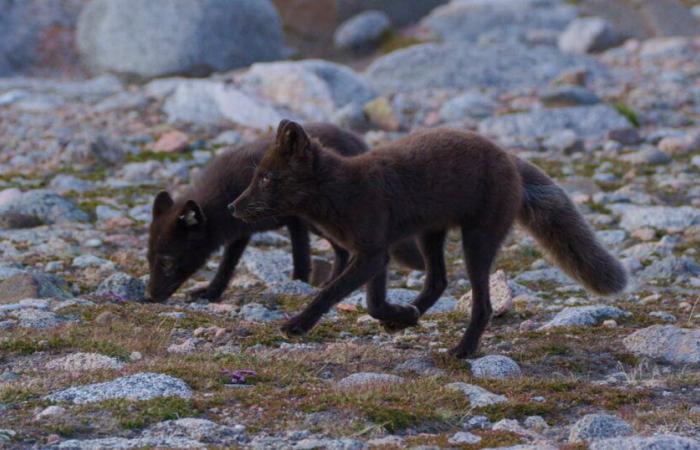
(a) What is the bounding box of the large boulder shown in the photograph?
[0,0,85,76]
[365,42,605,95]
[422,0,577,45]
[77,0,284,79]
[239,60,376,121]
[623,325,700,366]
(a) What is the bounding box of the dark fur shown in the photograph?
[147,123,422,302]
[231,121,627,358]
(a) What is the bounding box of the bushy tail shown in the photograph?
[389,238,425,271]
[515,158,627,295]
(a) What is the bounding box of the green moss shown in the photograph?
[614,103,640,127]
[380,31,426,54]
[0,386,42,403]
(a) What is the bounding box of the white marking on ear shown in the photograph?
[180,209,199,227]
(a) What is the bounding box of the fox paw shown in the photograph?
[280,315,315,338]
[448,344,479,360]
[380,305,420,333]
[186,286,223,302]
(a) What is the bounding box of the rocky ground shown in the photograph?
[1,0,700,449]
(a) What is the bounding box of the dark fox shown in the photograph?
[230,120,627,358]
[147,123,423,303]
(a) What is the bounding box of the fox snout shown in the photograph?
[228,197,250,221]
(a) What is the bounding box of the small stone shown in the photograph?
[492,418,528,435]
[658,132,700,155]
[590,435,700,450]
[238,303,284,322]
[539,305,627,329]
[152,130,189,153]
[602,320,617,328]
[35,405,66,420]
[0,272,71,303]
[448,431,481,445]
[463,415,490,430]
[130,351,143,361]
[46,434,61,445]
[46,353,124,372]
[45,372,192,405]
[569,413,633,442]
[334,10,391,53]
[558,17,621,54]
[336,372,404,389]
[459,270,512,317]
[649,311,677,323]
[95,272,146,302]
[167,338,199,354]
[543,129,584,154]
[524,416,549,432]
[623,325,700,365]
[540,85,600,107]
[606,128,642,145]
[470,355,521,379]
[445,382,507,407]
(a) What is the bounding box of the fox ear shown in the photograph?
[178,200,206,228]
[275,119,291,143]
[278,120,311,160]
[153,191,174,218]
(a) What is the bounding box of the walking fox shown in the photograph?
[147,123,423,303]
[231,120,627,357]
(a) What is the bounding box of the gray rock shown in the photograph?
[72,255,114,270]
[540,85,600,107]
[439,91,498,121]
[341,288,458,314]
[294,437,367,450]
[445,382,508,407]
[394,358,445,377]
[163,79,282,129]
[623,325,700,365]
[649,311,676,323]
[459,270,513,317]
[10,308,63,329]
[239,303,284,322]
[0,272,71,303]
[448,431,481,445]
[639,256,700,280]
[212,130,243,146]
[423,0,576,45]
[331,102,370,132]
[479,105,630,142]
[240,60,375,121]
[590,435,700,450]
[365,42,605,95]
[336,372,404,389]
[611,205,700,232]
[606,128,642,145]
[242,249,293,285]
[46,372,192,405]
[144,418,246,446]
[470,355,521,379]
[46,352,124,372]
[49,175,95,195]
[558,17,622,54]
[334,10,391,52]
[95,205,123,221]
[620,146,671,165]
[56,436,204,449]
[77,0,284,79]
[540,305,628,329]
[0,0,83,76]
[95,272,146,302]
[0,190,89,228]
[569,413,633,442]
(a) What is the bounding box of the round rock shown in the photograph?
[77,0,284,79]
[470,355,522,379]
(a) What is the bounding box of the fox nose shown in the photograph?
[227,202,236,215]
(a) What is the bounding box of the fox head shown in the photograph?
[230,120,320,223]
[146,191,213,302]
